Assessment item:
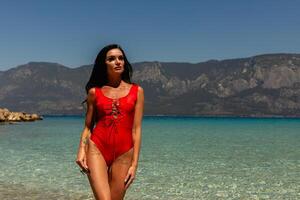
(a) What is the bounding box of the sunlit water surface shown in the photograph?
[0,116,299,199]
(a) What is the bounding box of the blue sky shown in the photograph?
[0,0,299,71]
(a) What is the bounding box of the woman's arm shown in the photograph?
[76,88,96,170]
[125,86,144,188]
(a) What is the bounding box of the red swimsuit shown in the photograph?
[90,83,138,167]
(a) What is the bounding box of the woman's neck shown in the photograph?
[107,76,122,88]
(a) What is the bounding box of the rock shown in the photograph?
[0,107,42,123]
[0,113,5,122]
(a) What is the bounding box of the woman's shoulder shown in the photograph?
[131,82,142,89]
[88,87,96,95]
[87,87,98,100]
[132,83,144,94]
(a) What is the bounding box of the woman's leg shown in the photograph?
[109,148,134,200]
[87,139,111,200]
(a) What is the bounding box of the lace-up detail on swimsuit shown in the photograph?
[90,84,138,167]
[111,99,120,119]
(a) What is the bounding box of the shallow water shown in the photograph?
[0,116,299,199]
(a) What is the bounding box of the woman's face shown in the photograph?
[105,48,125,76]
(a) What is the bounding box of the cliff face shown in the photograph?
[0,54,299,116]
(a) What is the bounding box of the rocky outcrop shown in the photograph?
[0,108,43,123]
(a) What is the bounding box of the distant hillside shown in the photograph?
[0,53,300,117]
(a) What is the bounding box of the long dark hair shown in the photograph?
[85,44,133,94]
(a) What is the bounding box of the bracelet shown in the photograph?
[83,138,88,144]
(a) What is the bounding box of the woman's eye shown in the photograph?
[118,56,124,61]
[107,57,115,61]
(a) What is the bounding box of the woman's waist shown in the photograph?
[92,122,132,134]
[91,125,133,143]
[95,117,133,128]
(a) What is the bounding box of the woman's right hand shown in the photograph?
[76,87,95,174]
[76,146,89,172]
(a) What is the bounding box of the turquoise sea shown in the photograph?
[0,116,299,200]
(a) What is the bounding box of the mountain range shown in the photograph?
[0,53,300,117]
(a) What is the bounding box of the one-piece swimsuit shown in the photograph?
[90,83,138,167]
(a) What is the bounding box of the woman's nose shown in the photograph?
[115,58,121,64]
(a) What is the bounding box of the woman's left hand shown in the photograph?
[124,165,137,189]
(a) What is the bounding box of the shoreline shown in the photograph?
[41,114,300,119]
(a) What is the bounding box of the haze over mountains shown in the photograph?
[0,53,300,117]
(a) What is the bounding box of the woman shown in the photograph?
[76,44,144,200]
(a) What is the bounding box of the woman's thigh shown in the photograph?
[87,139,111,200]
[109,148,134,200]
